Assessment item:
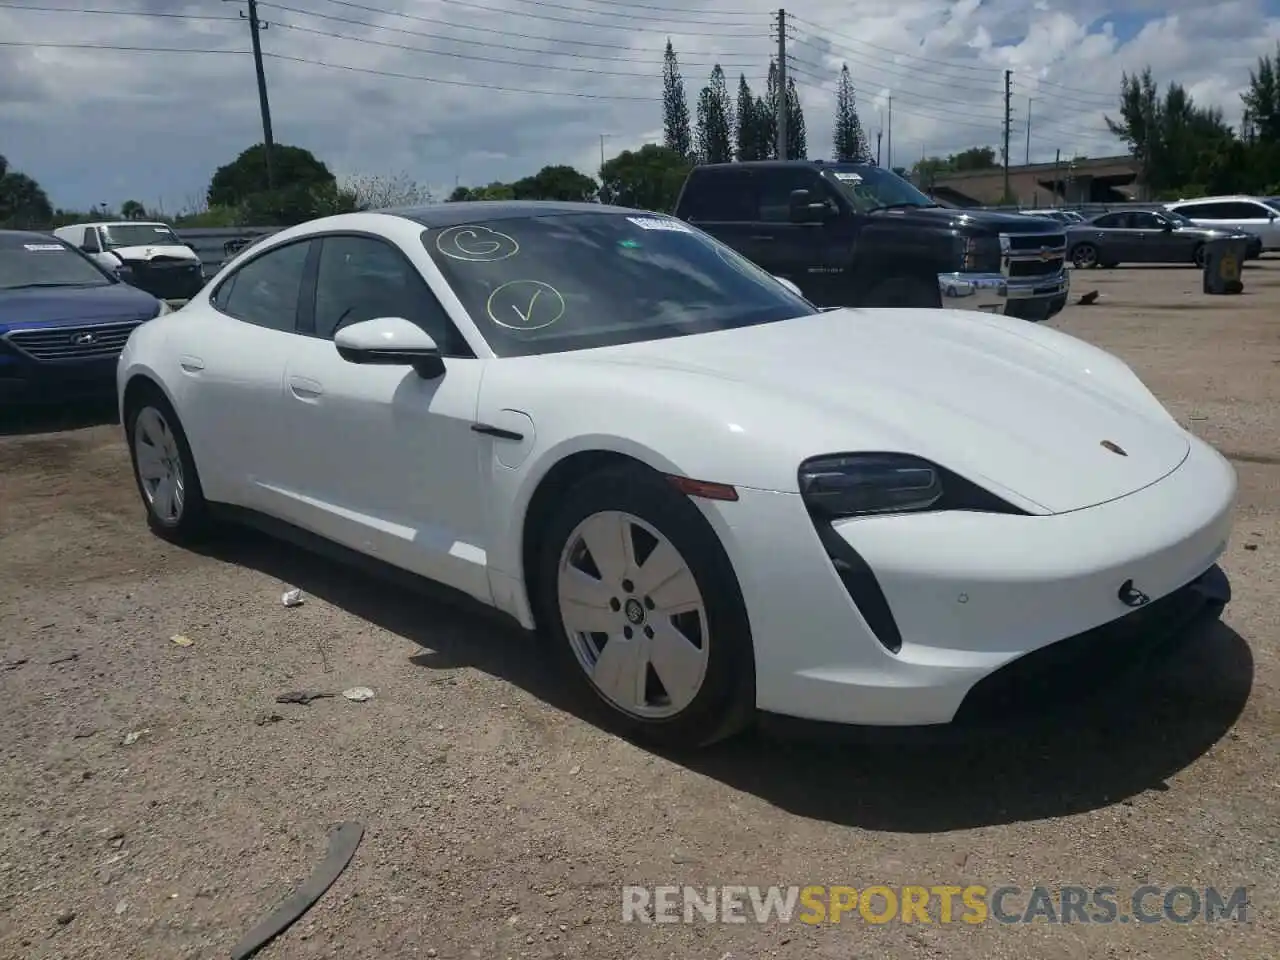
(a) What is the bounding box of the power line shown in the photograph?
[264,7,762,70]
[0,1,237,19]
[490,0,769,22]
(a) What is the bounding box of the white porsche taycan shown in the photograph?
[117,202,1237,746]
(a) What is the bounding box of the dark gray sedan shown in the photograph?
[1066,209,1258,268]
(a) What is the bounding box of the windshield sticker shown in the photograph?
[485,279,566,331]
[23,243,65,251]
[626,216,692,233]
[618,238,641,249]
[435,224,520,262]
[833,172,862,183]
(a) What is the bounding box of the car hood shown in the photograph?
[0,282,160,331]
[864,205,1063,235]
[558,309,1189,514]
[109,244,199,262]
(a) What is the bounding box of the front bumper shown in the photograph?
[937,269,1069,316]
[712,433,1235,727]
[0,318,149,402]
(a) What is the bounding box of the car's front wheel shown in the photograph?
[125,388,209,542]
[534,465,755,748]
[1071,243,1098,268]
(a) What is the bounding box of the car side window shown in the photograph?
[1221,201,1269,219]
[1094,213,1125,228]
[757,169,827,221]
[1180,202,1226,219]
[680,169,757,222]
[217,239,311,333]
[312,235,465,353]
[82,228,101,253]
[1130,212,1164,229]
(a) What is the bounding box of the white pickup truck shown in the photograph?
[52,221,206,302]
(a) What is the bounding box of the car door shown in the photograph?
[748,167,850,305]
[678,167,762,268]
[278,233,492,601]
[1086,213,1133,262]
[177,238,314,510]
[80,227,116,271]
[1219,200,1280,248]
[1129,211,1184,262]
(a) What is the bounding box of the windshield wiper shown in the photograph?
[868,201,939,212]
[1,281,103,290]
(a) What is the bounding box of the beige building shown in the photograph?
[925,155,1141,207]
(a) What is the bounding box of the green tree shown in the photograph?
[1242,43,1280,144]
[662,40,693,160]
[950,146,997,171]
[0,156,53,227]
[762,59,780,159]
[734,75,765,161]
[343,173,433,209]
[833,65,870,162]
[120,199,147,220]
[207,143,335,208]
[512,164,598,201]
[695,65,733,163]
[447,181,517,202]
[598,144,691,212]
[785,76,807,160]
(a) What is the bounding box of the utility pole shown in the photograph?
[227,0,276,191]
[1002,70,1012,203]
[1025,97,1032,165]
[775,9,787,160]
[876,130,882,166]
[886,95,892,169]
[599,133,611,170]
[1053,148,1061,203]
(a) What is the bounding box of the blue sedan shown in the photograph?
[0,230,169,402]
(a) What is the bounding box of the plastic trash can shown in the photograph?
[1202,237,1248,295]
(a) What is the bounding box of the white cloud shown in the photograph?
[1,0,1279,210]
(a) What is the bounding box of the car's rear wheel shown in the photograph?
[534,465,755,748]
[1193,243,1207,268]
[125,389,209,542]
[1071,244,1098,268]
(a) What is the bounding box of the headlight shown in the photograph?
[959,236,1002,273]
[798,453,1029,519]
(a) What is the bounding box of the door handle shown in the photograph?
[289,376,323,400]
[178,355,204,373]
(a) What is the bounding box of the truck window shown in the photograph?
[757,168,827,222]
[679,169,756,222]
[81,227,101,253]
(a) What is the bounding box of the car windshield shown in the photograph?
[1265,197,1280,213]
[820,165,937,211]
[0,236,111,290]
[101,223,182,248]
[1163,210,1194,225]
[420,211,817,357]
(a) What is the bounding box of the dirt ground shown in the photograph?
[1,263,1277,960]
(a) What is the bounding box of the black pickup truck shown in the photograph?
[673,160,1070,320]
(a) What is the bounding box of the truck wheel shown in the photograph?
[1193,244,1207,268]
[862,277,940,308]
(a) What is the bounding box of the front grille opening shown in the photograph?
[812,520,903,654]
[5,321,140,362]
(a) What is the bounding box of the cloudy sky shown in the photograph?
[3,0,1279,213]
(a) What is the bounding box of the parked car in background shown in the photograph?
[0,230,169,401]
[1163,196,1280,251]
[52,221,206,302]
[1066,209,1257,268]
[1021,209,1088,224]
[674,160,1069,321]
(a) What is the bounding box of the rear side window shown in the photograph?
[678,169,757,222]
[214,239,311,333]
[82,228,101,252]
[1217,201,1271,219]
[1093,213,1126,228]
[1178,202,1231,219]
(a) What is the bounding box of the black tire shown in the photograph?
[533,464,755,749]
[1192,243,1207,268]
[124,385,210,543]
[862,276,940,308]
[1071,244,1098,269]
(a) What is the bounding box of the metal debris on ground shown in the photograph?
[121,729,150,746]
[254,712,287,726]
[275,690,333,706]
[342,686,374,702]
[281,589,304,608]
[229,822,364,960]
[48,652,78,665]
[1077,290,1100,305]
[170,635,194,647]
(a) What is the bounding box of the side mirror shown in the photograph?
[1161,222,1174,232]
[788,188,831,223]
[773,276,804,297]
[334,316,444,379]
